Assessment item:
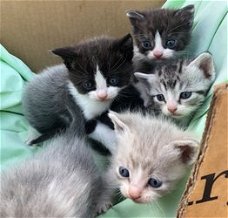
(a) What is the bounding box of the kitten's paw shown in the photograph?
[96,201,112,215]
[25,138,34,146]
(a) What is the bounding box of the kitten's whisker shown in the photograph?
[110,57,127,73]
[109,56,125,72]
[74,62,89,75]
[167,21,192,33]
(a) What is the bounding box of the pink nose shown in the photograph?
[153,51,163,59]
[168,107,177,113]
[97,90,108,100]
[128,186,142,200]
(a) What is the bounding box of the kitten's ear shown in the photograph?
[126,10,145,25]
[172,139,199,165]
[134,72,157,94]
[114,34,134,61]
[108,111,130,134]
[52,47,78,70]
[188,52,215,79]
[52,47,77,59]
[174,5,195,27]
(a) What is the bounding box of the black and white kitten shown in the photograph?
[23,34,134,149]
[134,52,215,127]
[127,5,194,61]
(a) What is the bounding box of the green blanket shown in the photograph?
[0,0,227,217]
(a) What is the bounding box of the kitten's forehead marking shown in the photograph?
[154,31,164,52]
[95,65,107,90]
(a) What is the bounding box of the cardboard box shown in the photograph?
[177,83,228,217]
[1,0,164,72]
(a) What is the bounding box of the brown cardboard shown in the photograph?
[1,0,164,72]
[177,83,228,218]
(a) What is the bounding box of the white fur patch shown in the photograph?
[89,65,121,101]
[95,66,107,90]
[147,31,174,59]
[89,122,117,153]
[68,82,112,120]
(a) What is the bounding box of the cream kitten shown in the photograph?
[104,111,199,204]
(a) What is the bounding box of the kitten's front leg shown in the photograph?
[95,169,117,215]
[87,122,117,154]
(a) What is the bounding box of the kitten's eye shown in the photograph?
[142,41,152,49]
[119,167,129,177]
[108,77,119,86]
[166,39,177,49]
[180,91,192,99]
[83,81,94,90]
[156,94,165,102]
[148,178,162,188]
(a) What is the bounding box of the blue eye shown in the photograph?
[166,39,177,49]
[119,167,129,177]
[83,81,94,90]
[148,178,162,188]
[142,41,152,49]
[180,91,192,99]
[156,94,165,102]
[109,77,119,86]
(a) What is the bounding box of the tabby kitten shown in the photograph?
[134,52,215,127]
[104,111,199,204]
[23,34,133,147]
[127,5,194,60]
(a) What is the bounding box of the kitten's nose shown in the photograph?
[153,51,163,59]
[168,106,177,114]
[97,90,108,101]
[128,186,142,200]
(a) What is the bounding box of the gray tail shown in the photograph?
[64,92,86,139]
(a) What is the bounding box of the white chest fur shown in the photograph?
[68,82,112,120]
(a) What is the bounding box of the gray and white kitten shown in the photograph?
[104,111,199,204]
[0,100,112,217]
[127,5,194,61]
[134,52,215,127]
[23,34,133,149]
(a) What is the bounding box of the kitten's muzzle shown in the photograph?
[128,186,142,201]
[96,90,108,101]
[153,50,163,59]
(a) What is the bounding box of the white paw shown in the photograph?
[25,127,40,145]
[96,202,112,215]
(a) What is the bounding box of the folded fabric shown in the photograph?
[0,0,227,217]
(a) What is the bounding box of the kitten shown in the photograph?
[0,98,112,217]
[104,111,199,204]
[127,5,194,61]
[134,52,215,127]
[23,34,134,149]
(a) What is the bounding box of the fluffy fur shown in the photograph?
[127,5,194,61]
[22,34,134,145]
[0,102,111,217]
[134,52,215,126]
[104,111,199,204]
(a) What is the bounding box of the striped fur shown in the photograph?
[134,52,215,127]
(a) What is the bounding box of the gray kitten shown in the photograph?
[0,100,112,217]
[134,52,215,127]
[103,111,199,204]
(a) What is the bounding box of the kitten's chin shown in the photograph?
[130,197,154,204]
